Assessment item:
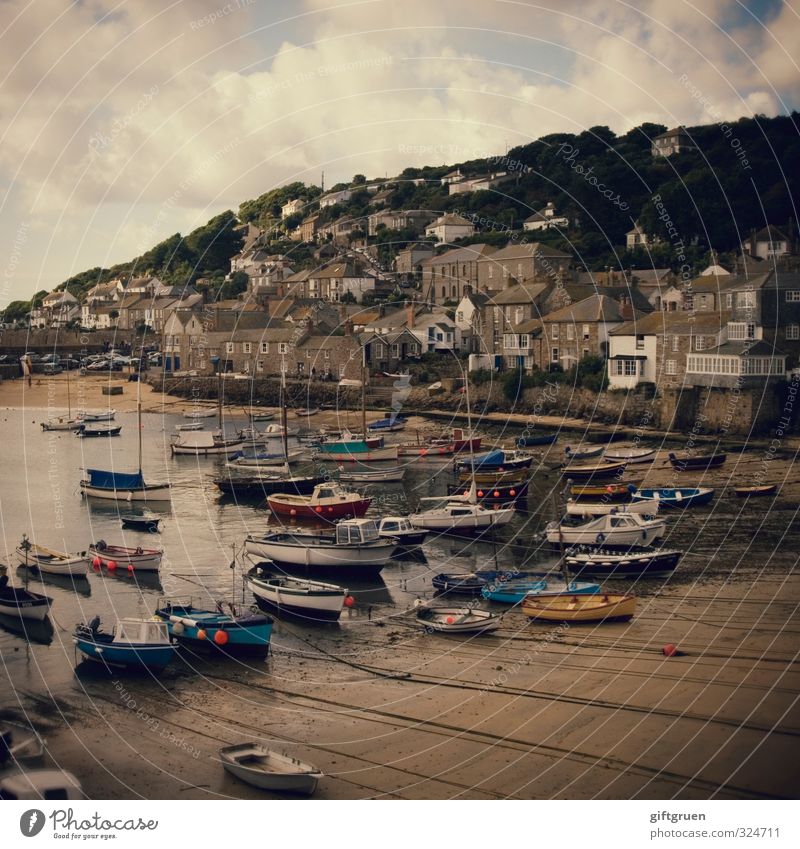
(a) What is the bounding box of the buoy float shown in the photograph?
[197,629,207,640]
[315,506,322,513]
[214,630,229,646]
[477,490,484,497]
[493,490,500,498]
[445,616,455,625]
[127,564,134,573]
[106,560,118,572]
[290,508,297,516]
[509,489,516,496]
[172,622,185,635]
[92,557,102,569]
[344,595,355,608]
[328,506,333,513]
[662,643,678,657]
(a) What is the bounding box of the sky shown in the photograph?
[0,0,798,301]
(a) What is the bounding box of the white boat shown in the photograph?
[245,519,395,572]
[339,467,406,483]
[246,566,347,621]
[319,445,399,462]
[415,604,501,634]
[171,430,243,456]
[565,499,660,517]
[184,409,218,419]
[603,447,657,464]
[15,538,89,576]
[41,416,82,432]
[78,409,116,422]
[175,422,204,432]
[88,542,163,571]
[229,448,308,468]
[408,500,515,531]
[546,512,666,546]
[0,575,52,621]
[219,744,322,795]
[0,769,83,800]
[377,516,428,546]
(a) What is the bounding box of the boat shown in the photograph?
[171,430,243,456]
[378,516,429,547]
[431,573,491,595]
[229,447,307,467]
[88,541,163,572]
[565,498,659,516]
[214,473,324,498]
[448,480,529,502]
[120,513,161,532]
[41,416,82,431]
[266,482,371,521]
[428,427,481,453]
[570,483,633,500]
[516,432,558,447]
[80,401,171,501]
[0,574,52,621]
[457,449,533,472]
[367,416,407,432]
[565,548,683,579]
[415,604,501,634]
[246,566,348,621]
[563,445,604,460]
[398,442,457,458]
[562,460,628,480]
[0,769,83,800]
[15,538,88,576]
[73,616,177,670]
[77,423,122,437]
[603,447,657,464]
[247,410,276,422]
[184,409,217,419]
[338,467,405,483]
[0,720,45,766]
[294,407,319,417]
[219,744,322,795]
[546,512,666,547]
[734,484,778,497]
[78,409,116,422]
[521,593,636,623]
[458,467,530,485]
[482,577,600,605]
[175,421,204,432]
[154,600,273,654]
[668,452,727,471]
[408,499,515,531]
[245,519,394,572]
[631,487,714,508]
[319,445,399,463]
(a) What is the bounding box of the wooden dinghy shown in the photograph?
[631,487,714,508]
[416,604,501,634]
[15,539,88,576]
[603,447,656,464]
[0,575,52,621]
[563,445,604,460]
[522,593,636,623]
[219,744,322,795]
[734,484,778,497]
[516,432,558,447]
[569,483,632,500]
[561,460,628,480]
[668,452,727,471]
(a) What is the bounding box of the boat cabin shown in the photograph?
[335,519,380,544]
[114,618,171,645]
[379,517,415,535]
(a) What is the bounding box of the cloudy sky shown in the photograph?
[1,0,798,300]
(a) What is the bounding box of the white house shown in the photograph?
[408,310,460,353]
[30,290,80,328]
[743,226,792,261]
[607,322,659,389]
[523,202,570,232]
[281,198,305,219]
[425,214,475,243]
[626,222,660,250]
[319,189,351,208]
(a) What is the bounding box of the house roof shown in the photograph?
[543,294,632,324]
[688,274,744,294]
[490,282,550,305]
[422,243,496,267]
[283,269,312,283]
[655,126,690,139]
[206,326,296,345]
[611,309,732,337]
[428,213,473,227]
[708,339,786,357]
[478,242,571,261]
[754,225,789,243]
[561,284,653,313]
[512,318,543,334]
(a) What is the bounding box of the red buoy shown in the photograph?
[344,595,355,608]
[127,564,134,573]
[92,557,102,569]
[493,490,500,498]
[509,489,516,496]
[106,559,118,572]
[214,630,229,646]
[663,643,678,657]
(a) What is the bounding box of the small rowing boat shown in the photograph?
[338,467,405,483]
[247,566,348,621]
[482,578,600,605]
[565,548,683,579]
[570,483,632,500]
[563,445,604,460]
[603,447,656,464]
[516,432,558,447]
[77,424,122,437]
[219,744,322,795]
[0,575,52,621]
[734,484,778,497]
[631,487,714,508]
[15,538,88,576]
[522,593,636,623]
[561,460,628,480]
[565,498,658,516]
[88,541,163,571]
[415,604,500,634]
[668,452,727,471]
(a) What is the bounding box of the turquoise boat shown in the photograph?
[482,578,601,605]
[73,617,177,671]
[154,601,273,654]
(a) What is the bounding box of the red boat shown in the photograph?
[266,483,371,520]
[430,427,482,453]
[397,443,456,457]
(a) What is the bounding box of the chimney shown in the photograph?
[407,303,415,328]
[343,319,353,336]
[620,295,634,321]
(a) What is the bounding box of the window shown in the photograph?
[695,335,706,351]
[306,349,311,358]
[257,361,263,372]
[582,324,590,341]
[728,322,755,341]
[725,293,733,309]
[786,291,800,302]
[566,325,575,340]
[622,359,637,376]
[225,342,234,354]
[636,334,645,351]
[324,350,330,359]
[391,344,399,357]
[243,342,252,354]
[457,311,463,322]
[279,342,289,354]
[738,291,756,309]
[519,334,529,348]
[551,347,559,362]
[552,325,559,340]
[665,359,677,375]
[374,343,384,358]
[786,325,799,340]
[261,342,269,353]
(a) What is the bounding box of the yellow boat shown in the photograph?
[458,468,529,485]
[521,593,636,623]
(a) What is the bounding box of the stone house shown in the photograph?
[424,213,475,243]
[651,126,695,157]
[476,242,571,290]
[422,244,496,305]
[523,202,570,232]
[367,209,436,236]
[361,328,421,373]
[305,263,377,303]
[395,245,434,281]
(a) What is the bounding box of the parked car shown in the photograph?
[61,357,81,370]
[42,363,63,375]
[85,359,110,371]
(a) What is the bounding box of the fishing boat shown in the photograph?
[562,460,628,480]
[565,548,683,579]
[320,444,399,463]
[546,512,666,547]
[15,538,88,576]
[171,430,243,456]
[214,473,323,498]
[294,407,319,417]
[219,744,322,795]
[448,480,529,502]
[377,516,429,547]
[431,573,490,595]
[0,575,52,621]
[338,467,405,483]
[521,593,636,623]
[429,427,481,453]
[267,482,371,520]
[245,518,394,572]
[175,421,204,432]
[367,416,407,432]
[565,498,659,516]
[668,452,727,471]
[457,449,533,472]
[0,769,84,800]
[482,577,600,605]
[246,566,348,621]
[88,541,163,571]
[78,409,116,422]
[80,401,171,501]
[398,442,457,458]
[415,604,501,634]
[77,423,122,437]
[247,410,276,422]
[563,445,604,460]
[516,432,558,447]
[603,446,657,464]
[73,616,177,670]
[570,482,633,500]
[184,409,217,419]
[631,487,714,508]
[120,513,161,532]
[41,416,82,431]
[408,500,515,531]
[734,484,778,497]
[228,447,307,467]
[458,467,530,485]
[154,600,273,654]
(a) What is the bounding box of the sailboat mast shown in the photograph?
[66,361,71,419]
[217,368,223,432]
[360,362,367,437]
[464,371,478,503]
[280,360,289,460]
[137,400,143,477]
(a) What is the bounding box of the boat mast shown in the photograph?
[360,359,367,438]
[464,371,477,504]
[66,360,71,420]
[280,358,290,472]
[137,400,144,477]
[217,367,223,433]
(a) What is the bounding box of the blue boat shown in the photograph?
[482,578,601,605]
[367,417,407,432]
[73,616,176,671]
[154,600,273,654]
[516,433,558,447]
[457,449,533,472]
[631,487,714,508]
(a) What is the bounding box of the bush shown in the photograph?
[469,369,493,385]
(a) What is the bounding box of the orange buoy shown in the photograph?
[106,560,117,572]
[445,616,455,625]
[214,630,229,646]
[197,629,207,640]
[663,644,678,657]
[290,508,297,516]
[510,489,516,496]
[92,557,102,568]
[315,506,322,513]
[344,595,355,608]
[477,490,484,497]
[127,564,134,573]
[493,490,500,498]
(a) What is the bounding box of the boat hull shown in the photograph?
[219,747,321,795]
[0,590,53,621]
[522,594,636,623]
[482,581,600,605]
[171,441,243,456]
[15,547,88,576]
[215,475,323,498]
[416,607,500,634]
[546,522,666,547]
[320,446,399,462]
[516,433,558,447]
[734,485,778,497]
[408,505,516,531]
[247,573,346,621]
[669,453,727,471]
[631,488,714,508]
[566,550,682,579]
[89,546,162,571]
[155,605,272,653]
[603,449,656,463]
[80,482,172,502]
[565,499,658,516]
[561,461,628,480]
[267,496,371,520]
[74,638,176,670]
[244,534,393,571]
[448,481,529,502]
